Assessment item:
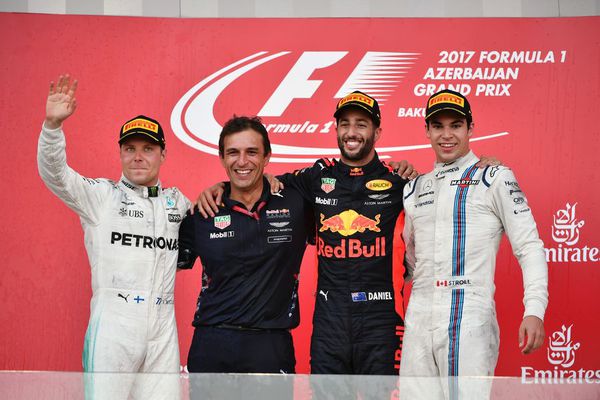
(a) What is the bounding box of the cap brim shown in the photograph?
[425,107,467,120]
[334,103,379,122]
[119,131,163,145]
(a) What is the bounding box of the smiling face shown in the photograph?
[220,129,270,197]
[120,137,165,186]
[426,110,473,163]
[336,107,381,166]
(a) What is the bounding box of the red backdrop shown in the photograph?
[0,13,598,378]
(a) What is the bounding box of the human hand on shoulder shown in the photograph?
[388,160,419,180]
[192,182,225,218]
[476,155,502,168]
[265,173,284,193]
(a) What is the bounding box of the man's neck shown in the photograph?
[229,184,264,210]
[340,151,375,167]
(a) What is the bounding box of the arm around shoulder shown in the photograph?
[177,211,198,270]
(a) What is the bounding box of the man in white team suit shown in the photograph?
[400,89,548,400]
[37,75,190,399]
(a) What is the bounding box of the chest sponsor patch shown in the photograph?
[269,221,290,228]
[349,167,363,176]
[165,196,176,208]
[267,235,292,244]
[118,208,144,218]
[368,193,390,200]
[214,215,231,229]
[450,179,480,186]
[315,196,338,206]
[168,214,182,223]
[365,179,392,191]
[209,230,234,239]
[321,178,336,193]
[266,209,291,218]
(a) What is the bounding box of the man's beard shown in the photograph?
[337,134,375,162]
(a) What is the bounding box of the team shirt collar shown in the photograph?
[223,177,270,218]
[433,150,478,171]
[337,151,382,176]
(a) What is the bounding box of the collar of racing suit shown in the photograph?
[336,151,383,176]
[222,177,270,218]
[432,150,479,179]
[118,174,162,198]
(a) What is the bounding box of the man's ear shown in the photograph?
[467,122,474,138]
[374,127,382,143]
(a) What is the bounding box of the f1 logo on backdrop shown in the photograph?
[171,51,505,163]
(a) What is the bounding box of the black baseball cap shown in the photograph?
[333,91,381,126]
[118,115,165,148]
[425,89,472,124]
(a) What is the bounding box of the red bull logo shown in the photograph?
[349,167,363,176]
[317,237,386,258]
[318,210,384,259]
[319,210,381,237]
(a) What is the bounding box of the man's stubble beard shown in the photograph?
[337,133,375,162]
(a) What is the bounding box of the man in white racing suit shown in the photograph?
[37,75,190,399]
[400,89,548,400]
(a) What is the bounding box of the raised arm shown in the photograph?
[37,75,110,224]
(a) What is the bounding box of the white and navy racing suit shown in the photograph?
[400,151,548,400]
[37,124,190,400]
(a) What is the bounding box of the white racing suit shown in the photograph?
[400,151,548,400]
[38,124,190,400]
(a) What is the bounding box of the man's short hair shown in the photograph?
[218,115,271,157]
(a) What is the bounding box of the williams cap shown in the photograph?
[333,91,381,126]
[425,89,472,123]
[119,115,165,148]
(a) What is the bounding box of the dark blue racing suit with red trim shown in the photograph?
[279,153,408,374]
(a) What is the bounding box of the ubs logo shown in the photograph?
[119,208,144,218]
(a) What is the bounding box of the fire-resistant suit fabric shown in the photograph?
[37,124,190,400]
[400,151,548,400]
[279,153,408,375]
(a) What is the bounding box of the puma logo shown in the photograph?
[319,290,329,302]
[118,293,130,303]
